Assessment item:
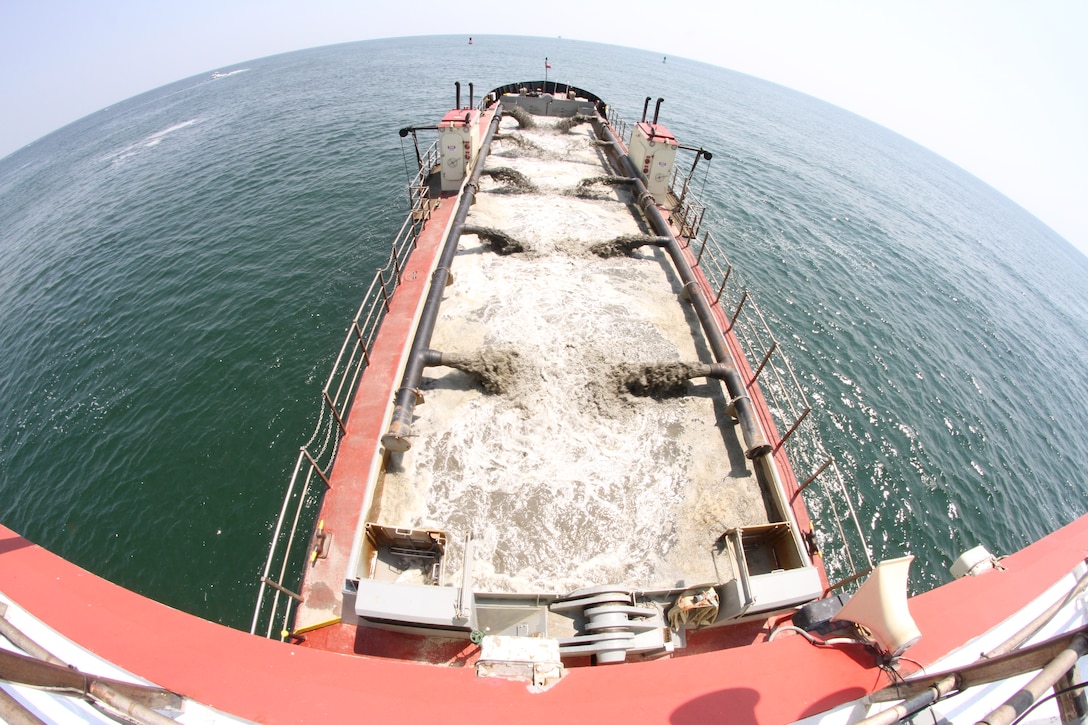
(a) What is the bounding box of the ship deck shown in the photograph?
[289,91,825,655]
[370,115,769,594]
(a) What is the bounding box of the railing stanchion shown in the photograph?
[714,265,733,306]
[301,448,333,488]
[695,231,710,266]
[352,322,371,366]
[729,290,748,330]
[748,340,778,386]
[775,406,812,453]
[261,577,304,603]
[323,391,347,435]
[798,457,834,493]
[378,270,391,312]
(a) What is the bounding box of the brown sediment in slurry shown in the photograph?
[462,225,526,255]
[505,106,535,129]
[480,167,537,193]
[439,348,522,394]
[492,132,546,157]
[588,234,662,258]
[573,175,631,199]
[378,113,770,594]
[614,361,703,397]
[555,113,595,133]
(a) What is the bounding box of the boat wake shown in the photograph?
[107,119,201,167]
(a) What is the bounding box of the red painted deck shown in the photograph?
[3,515,1088,723]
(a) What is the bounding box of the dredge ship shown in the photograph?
[2,81,1087,724]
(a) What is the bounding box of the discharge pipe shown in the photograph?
[382,104,506,452]
[594,116,770,458]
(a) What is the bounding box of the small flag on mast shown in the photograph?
[545,57,551,82]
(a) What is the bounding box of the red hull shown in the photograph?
[3,514,1087,723]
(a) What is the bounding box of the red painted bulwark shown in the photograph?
[3,515,1088,723]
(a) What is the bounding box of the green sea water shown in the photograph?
[2,36,1087,630]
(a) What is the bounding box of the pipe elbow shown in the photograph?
[706,362,732,380]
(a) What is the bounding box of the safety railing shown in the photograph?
[666,178,875,590]
[250,139,440,638]
[667,165,708,241]
[606,106,629,151]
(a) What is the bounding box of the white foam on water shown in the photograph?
[107,119,202,166]
[143,119,199,146]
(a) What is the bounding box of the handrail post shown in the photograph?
[798,457,834,494]
[714,265,733,306]
[260,576,304,603]
[729,290,749,330]
[323,390,347,434]
[301,448,332,488]
[695,231,710,266]
[748,340,778,386]
[774,406,812,453]
[352,321,372,366]
[377,270,391,312]
[825,566,873,594]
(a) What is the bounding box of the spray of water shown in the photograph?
[573,175,631,199]
[493,132,546,157]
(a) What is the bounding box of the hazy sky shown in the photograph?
[3,1,1085,252]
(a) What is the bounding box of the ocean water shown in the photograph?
[2,35,1087,630]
